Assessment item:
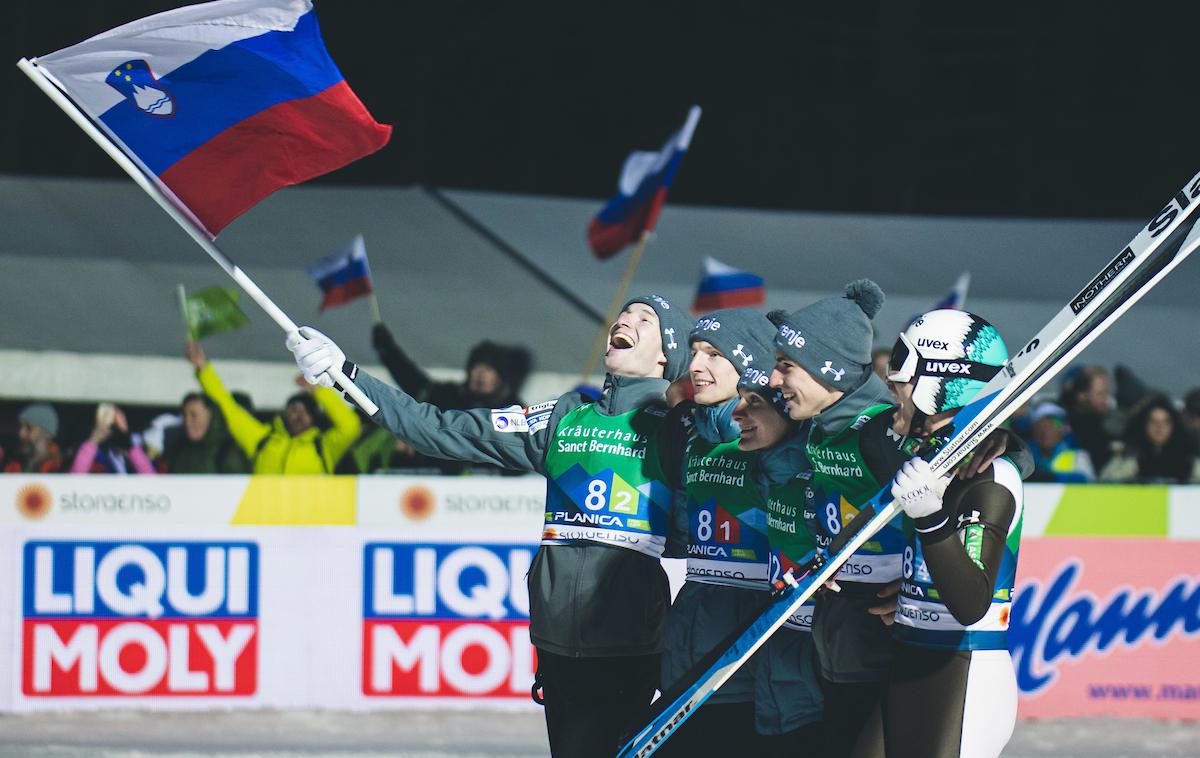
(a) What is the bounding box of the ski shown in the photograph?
[617,169,1200,758]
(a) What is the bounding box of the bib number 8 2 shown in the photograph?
[584,478,633,513]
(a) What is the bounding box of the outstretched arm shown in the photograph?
[291,328,564,474]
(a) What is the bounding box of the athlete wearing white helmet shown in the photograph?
[880,309,1025,758]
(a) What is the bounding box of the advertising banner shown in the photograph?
[1011,537,1200,718]
[0,475,1197,718]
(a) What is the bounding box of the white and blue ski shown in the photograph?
[618,168,1200,758]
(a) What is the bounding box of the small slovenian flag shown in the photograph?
[691,257,765,315]
[308,235,373,310]
[31,0,391,238]
[587,106,701,259]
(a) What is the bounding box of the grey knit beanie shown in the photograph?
[769,279,885,391]
[622,294,692,381]
[688,308,775,378]
[19,403,59,438]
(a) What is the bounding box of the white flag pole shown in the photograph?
[18,57,377,415]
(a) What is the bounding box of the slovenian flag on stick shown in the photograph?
[691,257,765,315]
[587,106,701,259]
[30,0,392,238]
[308,234,373,310]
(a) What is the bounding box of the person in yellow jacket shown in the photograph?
[186,341,361,474]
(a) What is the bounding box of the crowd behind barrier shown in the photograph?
[5,334,1200,485]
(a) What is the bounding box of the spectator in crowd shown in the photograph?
[186,340,361,474]
[1025,402,1095,483]
[1113,364,1152,411]
[1058,365,1119,472]
[1183,387,1200,446]
[370,322,532,474]
[337,419,422,474]
[3,403,64,473]
[160,393,251,474]
[70,403,156,474]
[140,412,181,462]
[1100,394,1200,484]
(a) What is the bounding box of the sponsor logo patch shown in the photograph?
[491,406,529,433]
[525,400,556,416]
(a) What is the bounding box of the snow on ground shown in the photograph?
[0,710,1197,757]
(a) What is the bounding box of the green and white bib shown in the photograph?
[542,403,674,559]
[683,438,770,590]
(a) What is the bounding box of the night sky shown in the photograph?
[6,1,1200,219]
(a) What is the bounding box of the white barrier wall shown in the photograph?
[1,475,1197,718]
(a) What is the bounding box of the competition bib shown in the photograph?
[806,404,904,583]
[542,403,673,559]
[896,458,1024,650]
[683,439,770,589]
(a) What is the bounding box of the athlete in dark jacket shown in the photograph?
[881,309,1025,758]
[288,295,693,758]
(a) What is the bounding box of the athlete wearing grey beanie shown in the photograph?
[769,278,885,392]
[621,294,693,382]
[688,308,775,378]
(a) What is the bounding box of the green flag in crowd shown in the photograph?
[180,285,250,340]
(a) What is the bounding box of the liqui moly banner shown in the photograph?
[363,543,536,700]
[1011,537,1200,718]
[21,540,258,698]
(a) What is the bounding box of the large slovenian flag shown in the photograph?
[587,106,701,259]
[308,234,372,310]
[690,257,765,315]
[31,0,392,238]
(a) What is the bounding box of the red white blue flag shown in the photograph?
[691,257,765,315]
[931,271,971,311]
[32,0,392,238]
[308,234,372,310]
[587,106,701,259]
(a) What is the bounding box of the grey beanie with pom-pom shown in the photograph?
[768,279,885,391]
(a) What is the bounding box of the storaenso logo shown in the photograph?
[1008,560,1200,695]
[445,494,542,514]
[60,492,171,514]
[1069,246,1136,315]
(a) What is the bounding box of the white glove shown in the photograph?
[286,326,345,388]
[890,457,951,520]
